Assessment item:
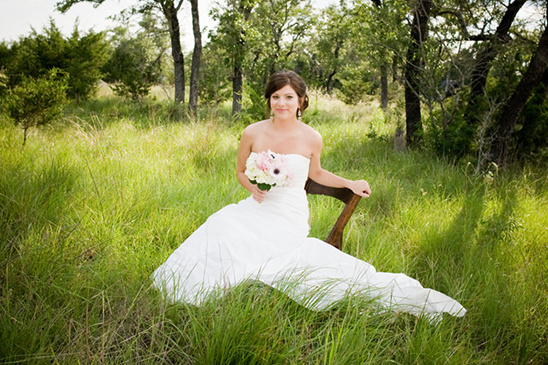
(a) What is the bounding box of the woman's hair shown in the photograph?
[265,70,309,116]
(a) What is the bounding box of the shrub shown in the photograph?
[3,68,68,145]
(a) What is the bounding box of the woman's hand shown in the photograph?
[348,179,371,198]
[252,185,268,203]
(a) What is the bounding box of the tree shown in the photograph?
[210,0,312,116]
[458,0,528,155]
[493,3,548,165]
[1,20,108,101]
[514,69,548,157]
[189,0,202,116]
[404,0,433,146]
[197,40,231,105]
[102,37,162,99]
[357,0,541,160]
[56,0,189,106]
[366,0,393,109]
[252,0,313,81]
[101,13,168,100]
[311,3,351,94]
[160,0,186,104]
[210,0,258,115]
[466,0,527,108]
[3,69,68,145]
[65,27,109,101]
[351,0,408,108]
[2,21,66,85]
[421,0,539,160]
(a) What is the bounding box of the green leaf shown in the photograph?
[257,183,273,191]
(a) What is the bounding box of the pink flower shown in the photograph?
[245,150,293,191]
[269,159,286,180]
[254,151,271,171]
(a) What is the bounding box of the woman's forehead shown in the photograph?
[272,84,297,95]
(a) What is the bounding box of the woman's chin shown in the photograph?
[274,112,296,120]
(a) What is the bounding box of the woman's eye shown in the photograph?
[287,96,293,99]
[272,96,279,99]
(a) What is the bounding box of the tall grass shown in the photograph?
[1,94,547,364]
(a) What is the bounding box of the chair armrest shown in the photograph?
[305,178,362,250]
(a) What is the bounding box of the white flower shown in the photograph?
[244,151,293,191]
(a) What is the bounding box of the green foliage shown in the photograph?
[197,41,231,105]
[3,68,68,145]
[101,13,169,100]
[251,0,314,76]
[424,94,478,160]
[209,0,259,68]
[102,38,161,99]
[1,20,108,101]
[238,81,268,123]
[65,27,109,101]
[515,81,548,157]
[209,0,314,114]
[349,0,408,72]
[298,3,352,93]
[337,63,379,104]
[0,69,8,97]
[2,21,66,84]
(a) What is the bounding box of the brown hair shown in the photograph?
[265,70,309,116]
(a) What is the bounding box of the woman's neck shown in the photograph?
[271,116,298,131]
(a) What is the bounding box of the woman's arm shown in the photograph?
[307,133,371,198]
[237,126,268,202]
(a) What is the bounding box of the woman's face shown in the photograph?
[270,84,300,120]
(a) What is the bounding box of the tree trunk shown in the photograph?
[380,63,388,109]
[232,65,243,115]
[189,0,202,116]
[466,0,526,115]
[538,69,548,101]
[372,0,388,110]
[492,7,548,166]
[404,0,432,147]
[230,0,254,116]
[164,1,185,105]
[392,54,398,82]
[23,127,28,146]
[326,70,336,94]
[325,40,342,94]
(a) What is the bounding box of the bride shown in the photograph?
[152,70,466,320]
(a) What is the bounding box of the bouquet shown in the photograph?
[245,150,294,191]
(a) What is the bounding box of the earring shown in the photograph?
[270,110,274,118]
[297,108,302,120]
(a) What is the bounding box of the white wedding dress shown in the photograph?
[152,153,465,320]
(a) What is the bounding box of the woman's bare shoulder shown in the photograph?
[243,119,270,134]
[299,122,323,143]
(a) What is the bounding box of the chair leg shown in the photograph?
[325,194,362,250]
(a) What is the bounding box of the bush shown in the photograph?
[3,68,68,145]
[1,21,108,102]
[102,38,162,100]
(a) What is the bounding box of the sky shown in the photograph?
[0,0,213,50]
[0,0,336,51]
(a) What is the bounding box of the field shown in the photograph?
[1,91,547,364]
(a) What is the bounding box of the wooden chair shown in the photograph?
[304,178,362,250]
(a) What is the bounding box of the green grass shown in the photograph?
[1,94,547,364]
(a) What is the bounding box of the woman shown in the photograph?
[152,71,466,320]
[237,71,371,203]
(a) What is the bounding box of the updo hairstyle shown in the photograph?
[264,70,309,117]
